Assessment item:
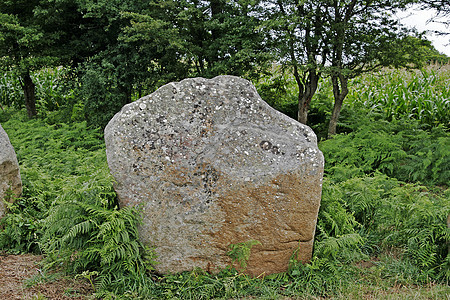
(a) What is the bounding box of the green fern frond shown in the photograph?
[227,240,261,270]
[315,233,364,259]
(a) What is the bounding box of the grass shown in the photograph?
[0,64,449,298]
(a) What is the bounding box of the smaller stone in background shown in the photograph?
[0,123,22,220]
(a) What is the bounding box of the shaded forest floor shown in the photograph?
[0,254,93,299]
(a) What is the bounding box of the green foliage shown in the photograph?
[313,179,367,265]
[322,173,450,282]
[151,268,255,299]
[0,109,156,296]
[33,67,82,124]
[0,0,86,117]
[40,185,156,295]
[0,197,41,253]
[316,114,449,281]
[0,71,23,109]
[73,0,271,129]
[316,77,450,279]
[1,61,450,298]
[394,126,450,185]
[379,184,449,281]
[285,256,357,297]
[0,67,83,124]
[0,110,105,253]
[80,65,128,129]
[320,119,449,185]
[255,67,298,120]
[227,240,261,271]
[75,270,98,292]
[254,66,335,140]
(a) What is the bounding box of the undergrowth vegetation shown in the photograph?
[0,64,449,298]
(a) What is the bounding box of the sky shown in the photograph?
[395,6,450,56]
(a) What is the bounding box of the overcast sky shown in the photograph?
[395,6,450,56]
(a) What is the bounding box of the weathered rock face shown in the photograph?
[0,124,22,220]
[105,76,324,276]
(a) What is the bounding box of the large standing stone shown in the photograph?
[0,124,22,220]
[105,76,324,276]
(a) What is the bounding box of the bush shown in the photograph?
[81,64,130,129]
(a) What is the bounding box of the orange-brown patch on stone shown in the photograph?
[208,170,322,277]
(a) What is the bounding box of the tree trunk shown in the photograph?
[119,84,132,105]
[328,74,348,138]
[20,71,37,118]
[298,93,309,124]
[297,71,320,125]
[328,96,343,138]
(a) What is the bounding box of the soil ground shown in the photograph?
[0,254,93,299]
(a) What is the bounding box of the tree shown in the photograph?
[174,0,271,79]
[263,0,330,124]
[74,0,189,128]
[262,0,429,137]
[1,0,270,126]
[0,0,83,118]
[0,2,43,118]
[325,0,430,137]
[418,0,449,54]
[419,0,450,28]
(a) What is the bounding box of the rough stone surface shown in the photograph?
[104,76,324,276]
[0,123,22,220]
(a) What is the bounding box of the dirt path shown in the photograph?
[0,254,92,299]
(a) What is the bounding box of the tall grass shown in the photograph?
[0,71,22,109]
[346,64,450,128]
[256,64,450,137]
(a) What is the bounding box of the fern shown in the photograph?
[318,170,449,283]
[41,188,157,294]
[315,230,365,260]
[317,179,360,237]
[345,176,450,281]
[287,255,355,296]
[227,240,262,271]
[320,118,449,185]
[0,110,157,296]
